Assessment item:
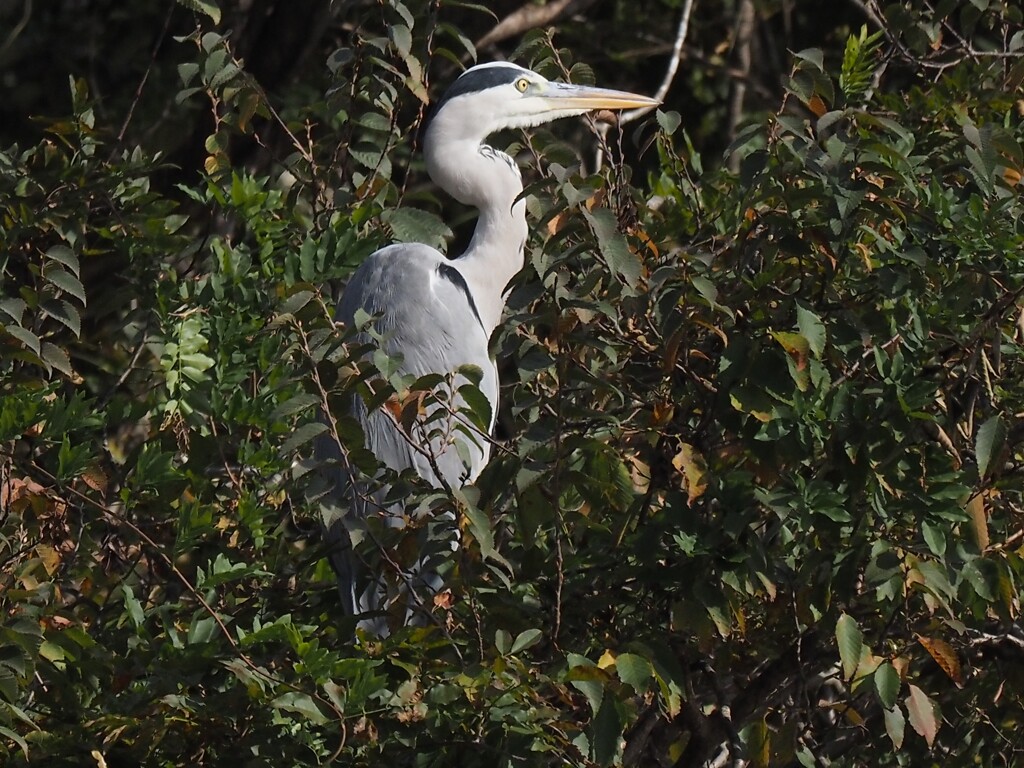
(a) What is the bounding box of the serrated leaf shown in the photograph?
[177,0,221,24]
[796,305,826,358]
[567,667,604,716]
[916,635,963,687]
[836,612,863,681]
[615,653,652,692]
[383,207,452,250]
[656,109,681,135]
[41,300,81,337]
[0,297,27,324]
[45,244,80,275]
[41,342,73,376]
[389,24,412,57]
[874,661,900,709]
[510,628,543,654]
[905,684,939,746]
[975,414,1006,478]
[671,442,708,505]
[884,705,905,749]
[583,207,641,289]
[43,266,86,304]
[5,325,41,355]
[280,421,329,454]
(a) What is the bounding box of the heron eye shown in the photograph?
[514,78,530,93]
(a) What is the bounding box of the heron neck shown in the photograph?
[425,134,527,335]
[457,188,527,334]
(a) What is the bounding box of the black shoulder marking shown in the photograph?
[437,263,484,332]
[435,65,525,109]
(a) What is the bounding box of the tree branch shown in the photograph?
[474,0,598,52]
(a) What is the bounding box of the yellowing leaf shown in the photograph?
[597,649,617,669]
[671,442,708,505]
[884,705,906,749]
[905,684,939,747]
[966,494,989,551]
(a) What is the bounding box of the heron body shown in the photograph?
[320,62,658,634]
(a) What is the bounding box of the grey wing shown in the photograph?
[316,243,497,629]
[339,243,497,485]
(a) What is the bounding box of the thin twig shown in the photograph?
[594,0,695,169]
[112,2,176,152]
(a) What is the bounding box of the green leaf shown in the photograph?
[656,109,682,135]
[41,300,81,337]
[884,705,905,749]
[921,520,946,557]
[44,266,86,304]
[41,342,73,376]
[975,414,1005,478]
[796,305,826,358]
[510,628,543,654]
[279,289,316,317]
[457,379,492,432]
[582,207,640,289]
[874,662,900,709]
[187,615,218,645]
[567,664,604,716]
[280,421,329,454]
[44,244,80,276]
[177,0,222,24]
[5,325,41,355]
[271,392,321,422]
[122,585,144,629]
[389,24,412,57]
[591,697,623,766]
[382,207,453,250]
[272,692,328,725]
[615,653,652,692]
[495,629,511,655]
[461,500,512,570]
[836,612,863,681]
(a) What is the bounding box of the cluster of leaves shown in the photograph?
[2,0,1024,766]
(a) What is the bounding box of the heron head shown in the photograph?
[429,62,660,140]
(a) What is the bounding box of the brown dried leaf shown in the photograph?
[917,635,964,687]
[807,94,828,117]
[81,465,109,494]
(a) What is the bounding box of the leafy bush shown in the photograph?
[2,0,1023,766]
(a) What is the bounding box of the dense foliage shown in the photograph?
[2,0,1023,765]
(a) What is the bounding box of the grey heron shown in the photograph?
[319,61,658,635]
